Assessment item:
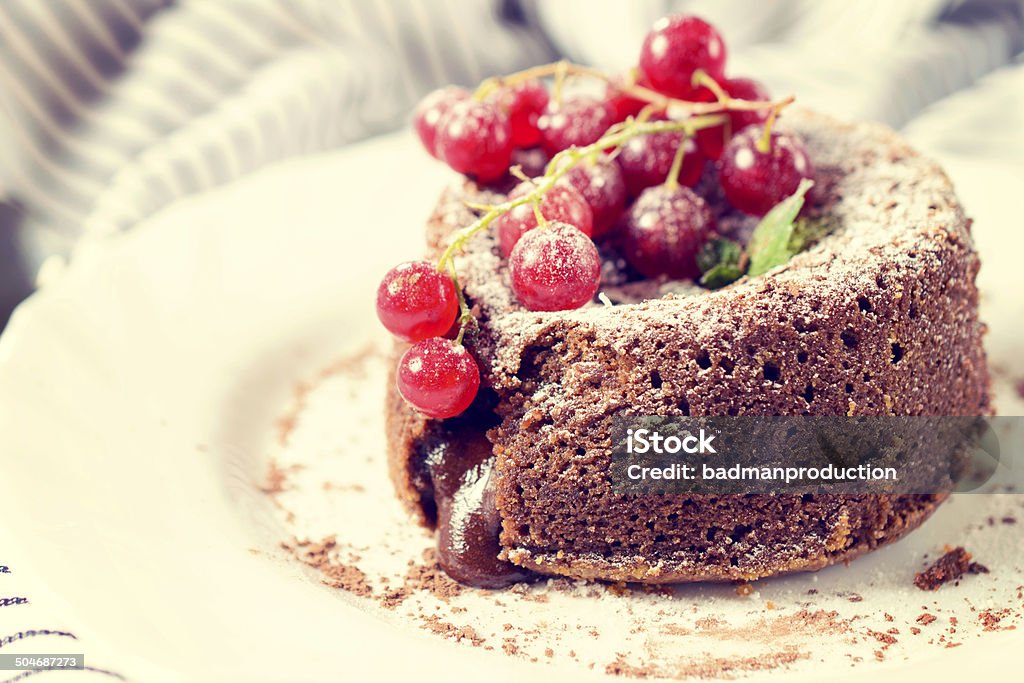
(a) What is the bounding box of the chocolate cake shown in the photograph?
[386,109,990,586]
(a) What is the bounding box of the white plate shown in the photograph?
[0,130,1022,682]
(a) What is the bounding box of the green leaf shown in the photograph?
[789,215,835,253]
[746,179,814,277]
[700,263,745,289]
[697,238,746,289]
[696,237,742,273]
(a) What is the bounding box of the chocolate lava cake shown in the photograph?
[386,109,990,586]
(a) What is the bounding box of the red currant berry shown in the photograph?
[414,86,470,159]
[437,100,513,183]
[558,157,627,237]
[495,80,549,148]
[496,181,593,257]
[509,222,601,311]
[719,126,814,216]
[639,14,727,99]
[376,261,459,342]
[605,75,653,123]
[537,97,614,156]
[621,184,715,280]
[617,129,704,197]
[695,77,771,161]
[397,338,480,419]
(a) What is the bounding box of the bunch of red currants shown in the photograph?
[378,13,815,419]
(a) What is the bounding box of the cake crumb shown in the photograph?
[607,581,631,596]
[979,608,1013,632]
[262,461,301,494]
[867,629,897,647]
[381,550,465,609]
[914,547,987,591]
[290,536,374,598]
[420,614,486,646]
[606,648,808,679]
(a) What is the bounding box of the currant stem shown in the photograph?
[509,165,531,183]
[541,114,722,179]
[691,69,729,103]
[485,60,793,116]
[636,104,661,122]
[454,318,470,346]
[473,77,500,103]
[551,59,569,106]
[757,104,780,154]
[445,258,473,346]
[437,115,726,271]
[664,134,689,191]
[531,197,547,227]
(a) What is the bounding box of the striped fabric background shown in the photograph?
[0,0,554,284]
[1,0,1022,286]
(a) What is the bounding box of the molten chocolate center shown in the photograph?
[426,431,533,588]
